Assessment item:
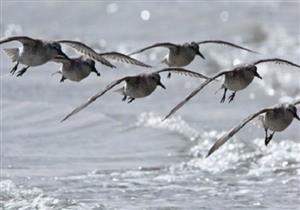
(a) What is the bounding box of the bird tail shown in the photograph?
[3,48,19,62]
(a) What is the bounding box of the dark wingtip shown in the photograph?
[206,150,213,158]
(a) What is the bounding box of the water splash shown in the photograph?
[134,112,200,141]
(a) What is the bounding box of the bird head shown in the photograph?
[51,42,70,60]
[249,65,262,79]
[151,73,166,89]
[286,104,300,121]
[190,42,205,59]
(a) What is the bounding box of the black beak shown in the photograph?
[196,50,205,59]
[254,71,262,79]
[294,111,300,121]
[157,80,166,89]
[92,66,101,76]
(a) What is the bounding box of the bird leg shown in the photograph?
[167,72,172,79]
[60,76,66,82]
[122,95,127,101]
[92,69,101,76]
[10,62,19,75]
[16,66,30,77]
[220,88,228,103]
[127,97,135,103]
[228,91,236,103]
[264,128,275,146]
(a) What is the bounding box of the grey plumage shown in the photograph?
[128,40,256,67]
[57,40,152,68]
[61,68,211,122]
[206,101,300,157]
[163,58,300,120]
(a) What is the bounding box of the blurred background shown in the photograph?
[1,1,300,209]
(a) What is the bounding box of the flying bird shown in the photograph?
[52,55,100,82]
[57,40,152,68]
[0,36,70,77]
[128,40,257,68]
[163,58,300,120]
[61,68,212,122]
[206,100,300,157]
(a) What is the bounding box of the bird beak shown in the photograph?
[254,71,262,79]
[157,81,166,89]
[294,111,300,121]
[93,66,101,76]
[196,50,205,59]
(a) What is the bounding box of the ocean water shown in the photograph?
[1,1,300,209]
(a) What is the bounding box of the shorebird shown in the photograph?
[61,68,212,122]
[128,40,257,68]
[52,55,100,82]
[57,40,152,68]
[0,36,70,77]
[163,58,300,120]
[206,100,300,157]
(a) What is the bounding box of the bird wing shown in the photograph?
[155,67,211,79]
[206,107,273,157]
[196,40,257,53]
[61,76,130,122]
[128,42,178,56]
[294,100,300,106]
[253,58,300,68]
[52,55,72,64]
[57,40,116,68]
[3,48,19,62]
[0,36,36,45]
[163,71,229,120]
[98,52,152,68]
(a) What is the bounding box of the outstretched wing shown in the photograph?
[128,42,178,56]
[206,107,273,157]
[163,71,229,120]
[99,52,152,68]
[155,67,211,79]
[57,40,116,68]
[253,58,300,68]
[0,36,36,45]
[196,40,257,53]
[294,100,300,106]
[52,55,72,64]
[61,77,130,122]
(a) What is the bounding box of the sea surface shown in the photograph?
[1,1,300,209]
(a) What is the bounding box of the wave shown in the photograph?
[0,180,109,210]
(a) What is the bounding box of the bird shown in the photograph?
[206,100,300,157]
[163,58,300,120]
[0,36,70,77]
[57,40,152,68]
[52,55,100,82]
[61,67,212,122]
[128,40,257,68]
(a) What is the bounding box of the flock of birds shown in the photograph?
[1,35,300,158]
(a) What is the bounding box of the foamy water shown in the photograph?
[1,1,300,210]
